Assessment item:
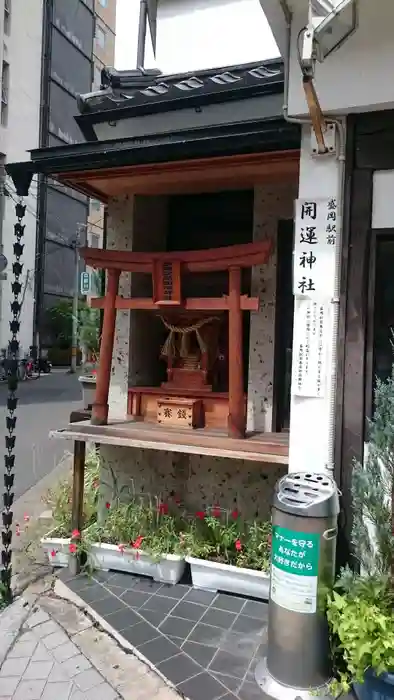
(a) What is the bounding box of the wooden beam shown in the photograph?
[90,295,259,312]
[69,440,86,576]
[79,240,272,274]
[92,268,120,425]
[228,267,245,439]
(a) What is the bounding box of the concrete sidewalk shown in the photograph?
[0,578,179,700]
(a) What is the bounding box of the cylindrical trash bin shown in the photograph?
[255,472,340,700]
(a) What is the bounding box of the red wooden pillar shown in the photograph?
[228,266,245,438]
[92,268,120,425]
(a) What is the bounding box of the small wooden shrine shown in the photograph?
[81,240,272,439]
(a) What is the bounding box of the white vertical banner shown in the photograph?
[291,299,331,398]
[293,197,338,299]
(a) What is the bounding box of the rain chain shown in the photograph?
[1,199,26,602]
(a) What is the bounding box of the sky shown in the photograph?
[114,0,279,74]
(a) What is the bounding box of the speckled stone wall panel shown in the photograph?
[99,445,286,520]
[107,194,134,418]
[247,183,297,433]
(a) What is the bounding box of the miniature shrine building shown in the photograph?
[7,60,300,518]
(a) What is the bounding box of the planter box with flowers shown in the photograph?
[40,449,100,568]
[184,507,271,601]
[76,499,188,584]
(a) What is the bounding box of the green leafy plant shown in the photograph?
[90,499,188,561]
[327,573,394,694]
[45,448,100,538]
[326,365,394,693]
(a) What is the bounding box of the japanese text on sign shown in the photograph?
[294,197,338,299]
[271,525,320,614]
[291,299,329,398]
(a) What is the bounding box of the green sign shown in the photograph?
[271,525,319,577]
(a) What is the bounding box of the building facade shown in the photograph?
[0,0,43,355]
[36,0,116,354]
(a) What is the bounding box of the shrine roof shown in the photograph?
[75,59,285,140]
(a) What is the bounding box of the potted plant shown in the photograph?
[41,449,100,567]
[185,507,271,600]
[87,498,188,584]
[326,367,394,698]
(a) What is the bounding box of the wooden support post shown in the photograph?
[228,266,245,438]
[69,440,86,576]
[92,268,120,425]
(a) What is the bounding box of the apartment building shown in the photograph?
[88,0,116,255]
[0,0,43,354]
[35,0,116,354]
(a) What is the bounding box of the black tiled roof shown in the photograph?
[76,59,284,119]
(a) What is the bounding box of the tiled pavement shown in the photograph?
[60,569,269,700]
[0,608,120,700]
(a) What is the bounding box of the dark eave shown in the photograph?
[6,117,300,197]
[75,59,285,141]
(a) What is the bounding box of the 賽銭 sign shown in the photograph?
[293,197,338,299]
[271,525,320,614]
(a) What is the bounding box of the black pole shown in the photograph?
[137,0,147,69]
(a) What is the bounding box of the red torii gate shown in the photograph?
[80,240,272,439]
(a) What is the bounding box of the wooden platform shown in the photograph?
[50,420,289,464]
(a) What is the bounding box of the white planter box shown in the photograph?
[90,542,186,584]
[41,532,71,568]
[186,556,270,601]
[78,375,96,410]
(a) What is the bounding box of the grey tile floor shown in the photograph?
[60,569,268,700]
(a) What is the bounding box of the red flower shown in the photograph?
[50,549,57,558]
[118,544,125,554]
[69,543,77,554]
[132,535,144,550]
[71,529,80,539]
[235,539,242,551]
[231,509,239,520]
[195,511,205,520]
[157,502,169,515]
[105,502,111,510]
[212,505,221,518]
[15,527,21,537]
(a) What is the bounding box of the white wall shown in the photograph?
[288,0,394,116]
[155,0,279,74]
[0,0,43,354]
[288,125,343,473]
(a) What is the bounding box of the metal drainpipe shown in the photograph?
[278,0,346,473]
[137,0,148,69]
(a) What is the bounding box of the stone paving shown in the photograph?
[0,608,120,700]
[0,588,179,700]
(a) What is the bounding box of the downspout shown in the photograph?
[136,0,148,69]
[279,0,346,473]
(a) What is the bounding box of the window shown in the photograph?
[93,65,102,90]
[4,0,10,35]
[98,0,107,6]
[95,25,105,49]
[1,61,9,126]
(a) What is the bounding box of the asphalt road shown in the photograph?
[0,370,82,500]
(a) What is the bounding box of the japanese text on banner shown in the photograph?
[291,299,330,398]
[293,197,338,299]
